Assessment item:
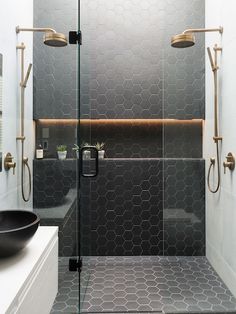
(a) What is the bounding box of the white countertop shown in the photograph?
[0,226,58,314]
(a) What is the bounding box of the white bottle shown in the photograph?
[36,144,43,159]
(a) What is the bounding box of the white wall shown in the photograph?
[0,0,34,209]
[205,0,236,297]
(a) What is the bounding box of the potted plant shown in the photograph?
[95,142,105,159]
[72,143,91,160]
[57,145,67,160]
[72,144,80,159]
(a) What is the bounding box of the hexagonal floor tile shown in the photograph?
[51,256,236,314]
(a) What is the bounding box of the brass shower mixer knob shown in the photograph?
[223,152,235,174]
[4,153,16,175]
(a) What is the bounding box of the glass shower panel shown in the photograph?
[32,0,82,312]
[78,1,210,313]
[162,0,206,256]
[79,1,165,312]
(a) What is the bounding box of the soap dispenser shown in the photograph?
[36,144,43,159]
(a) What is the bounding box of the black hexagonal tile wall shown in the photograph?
[37,200,77,257]
[80,159,205,256]
[33,160,77,256]
[33,159,76,208]
[164,159,205,256]
[33,0,78,119]
[163,0,205,119]
[163,122,202,158]
[34,0,204,120]
[33,0,206,259]
[80,159,164,256]
[34,158,205,257]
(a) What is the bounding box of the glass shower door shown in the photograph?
[78,1,165,313]
[32,0,83,312]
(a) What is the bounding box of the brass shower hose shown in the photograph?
[21,142,32,202]
[207,142,220,193]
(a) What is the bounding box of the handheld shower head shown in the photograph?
[23,63,32,87]
[207,47,215,70]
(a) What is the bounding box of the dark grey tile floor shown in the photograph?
[51,256,236,314]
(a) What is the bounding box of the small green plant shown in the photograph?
[82,142,90,147]
[57,145,67,152]
[72,142,90,151]
[95,142,105,151]
[72,144,80,151]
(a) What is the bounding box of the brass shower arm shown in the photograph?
[16,26,57,34]
[171,27,223,48]
[183,26,223,35]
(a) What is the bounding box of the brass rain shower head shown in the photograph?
[171,33,195,48]
[171,27,223,48]
[16,26,68,47]
[44,32,67,47]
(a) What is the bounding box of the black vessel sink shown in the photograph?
[0,210,40,257]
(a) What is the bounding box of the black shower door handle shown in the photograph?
[80,146,99,177]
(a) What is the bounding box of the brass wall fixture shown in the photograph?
[223,152,235,174]
[206,44,223,193]
[4,153,16,175]
[16,43,32,202]
[171,27,223,48]
[16,26,68,47]
[16,26,68,201]
[171,26,223,193]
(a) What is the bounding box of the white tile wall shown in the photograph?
[205,0,236,297]
[0,0,33,209]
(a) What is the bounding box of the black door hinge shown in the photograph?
[69,258,82,272]
[69,31,82,45]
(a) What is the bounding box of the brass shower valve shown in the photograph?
[223,152,235,174]
[4,153,16,175]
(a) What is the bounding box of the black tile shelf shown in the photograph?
[34,188,77,256]
[35,118,203,123]
[34,157,204,161]
[33,159,76,208]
